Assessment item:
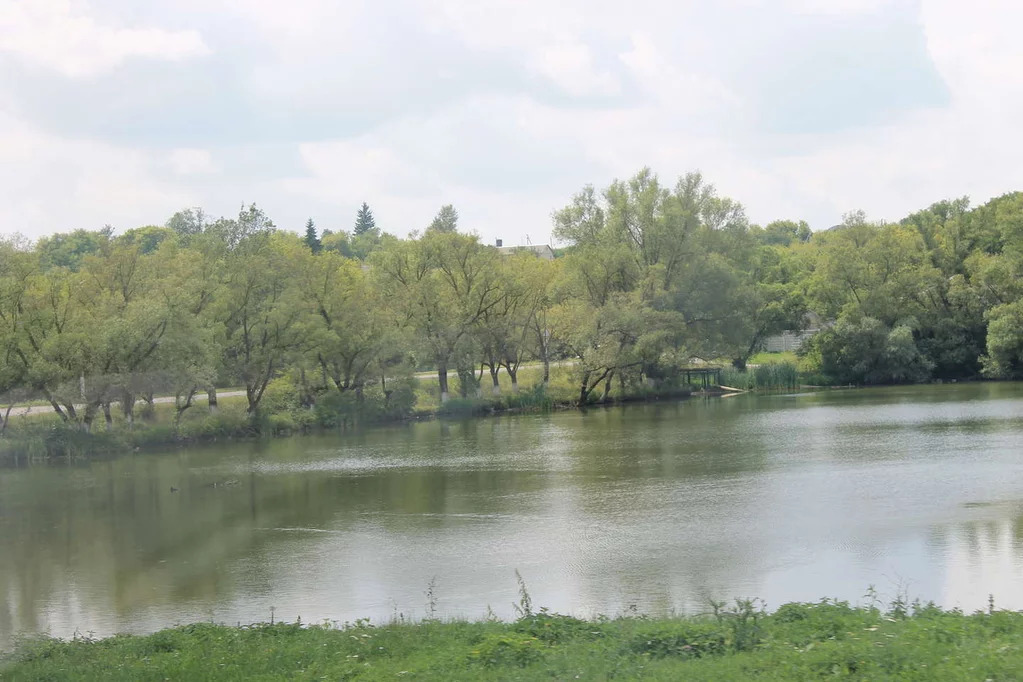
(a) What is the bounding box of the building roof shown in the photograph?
[496,243,555,260]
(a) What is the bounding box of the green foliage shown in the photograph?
[468,632,544,667]
[303,217,321,254]
[809,317,933,385]
[721,361,799,390]
[628,621,726,659]
[501,383,555,411]
[11,601,1023,681]
[10,170,1023,462]
[436,397,490,418]
[427,204,458,233]
[513,609,589,644]
[982,300,1023,378]
[353,202,376,236]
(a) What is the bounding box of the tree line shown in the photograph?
[2,168,1023,431]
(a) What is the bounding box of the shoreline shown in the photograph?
[0,386,712,465]
[3,599,1019,680]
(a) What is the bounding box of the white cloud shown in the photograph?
[0,0,209,77]
[4,0,1023,243]
[531,39,621,97]
[0,112,193,234]
[774,0,899,14]
[169,149,217,176]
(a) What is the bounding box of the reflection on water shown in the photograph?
[3,382,1023,646]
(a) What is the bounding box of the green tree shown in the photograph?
[166,207,207,238]
[216,232,312,414]
[373,231,502,402]
[809,317,932,385]
[428,204,459,233]
[304,218,322,254]
[981,300,1023,379]
[36,228,111,271]
[354,203,376,236]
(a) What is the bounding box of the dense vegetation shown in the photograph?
[5,598,1023,680]
[2,169,1023,454]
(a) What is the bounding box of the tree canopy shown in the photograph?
[4,170,1023,430]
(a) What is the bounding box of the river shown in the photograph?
[2,382,1023,646]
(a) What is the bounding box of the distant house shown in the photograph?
[762,329,818,353]
[494,239,555,260]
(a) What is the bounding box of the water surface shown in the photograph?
[3,383,1023,646]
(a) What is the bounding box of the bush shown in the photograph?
[436,397,490,418]
[262,376,302,414]
[468,633,544,667]
[313,380,416,429]
[809,317,933,385]
[502,384,555,412]
[513,609,589,644]
[721,361,800,391]
[628,622,726,659]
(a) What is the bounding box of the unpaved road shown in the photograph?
[11,390,248,418]
[9,361,579,419]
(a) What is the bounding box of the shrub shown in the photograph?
[502,384,554,412]
[468,633,544,667]
[628,622,726,659]
[513,609,589,644]
[262,376,302,414]
[436,397,490,418]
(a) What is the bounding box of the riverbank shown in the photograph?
[0,371,702,464]
[4,599,1021,680]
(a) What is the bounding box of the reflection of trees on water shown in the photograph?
[0,419,574,642]
[5,391,1023,643]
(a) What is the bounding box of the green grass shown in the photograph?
[5,599,1023,680]
[721,362,801,391]
[748,351,799,366]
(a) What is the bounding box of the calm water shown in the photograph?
[3,383,1023,646]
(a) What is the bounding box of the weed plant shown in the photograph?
[5,592,1023,680]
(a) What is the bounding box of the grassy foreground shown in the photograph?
[4,600,1023,681]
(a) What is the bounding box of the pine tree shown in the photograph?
[354,202,376,236]
[304,218,321,254]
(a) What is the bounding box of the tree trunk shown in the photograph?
[0,404,12,437]
[602,370,614,402]
[121,390,135,429]
[174,387,197,434]
[437,363,450,403]
[579,370,591,405]
[489,366,500,396]
[82,403,96,433]
[48,399,69,422]
[141,393,156,421]
[732,357,747,371]
[207,387,218,413]
[508,365,518,393]
[102,402,113,429]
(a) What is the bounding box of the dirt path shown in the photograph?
[12,390,248,418]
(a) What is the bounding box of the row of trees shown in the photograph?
[2,169,1023,432]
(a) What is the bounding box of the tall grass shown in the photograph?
[7,595,1023,680]
[721,361,800,391]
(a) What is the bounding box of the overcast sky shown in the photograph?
[1,0,1020,244]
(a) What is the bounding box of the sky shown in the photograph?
[1,0,1021,245]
